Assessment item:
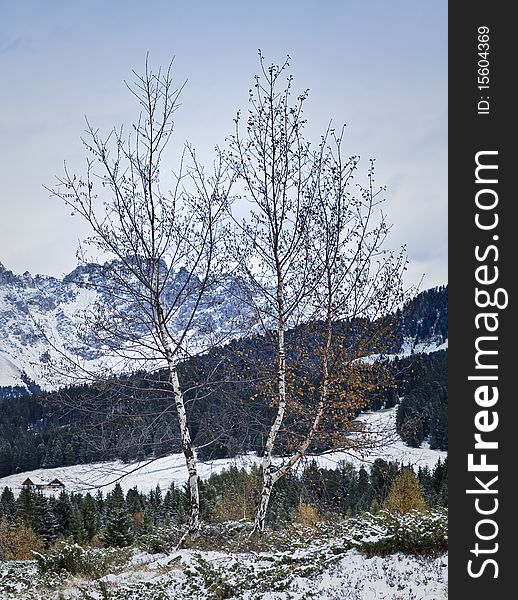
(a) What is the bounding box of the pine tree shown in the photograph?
[82,493,100,541]
[71,507,87,543]
[434,458,448,506]
[22,439,40,471]
[104,506,132,547]
[338,462,358,515]
[55,491,74,537]
[16,487,37,527]
[163,483,178,523]
[63,442,76,466]
[0,487,16,520]
[356,467,371,513]
[0,444,13,477]
[164,482,187,524]
[147,485,164,526]
[436,478,447,506]
[126,487,144,515]
[199,480,218,522]
[50,438,64,467]
[370,459,398,506]
[383,468,427,514]
[36,443,46,467]
[104,484,132,548]
[94,490,105,522]
[40,498,60,545]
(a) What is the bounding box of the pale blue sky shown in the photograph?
[0,0,447,288]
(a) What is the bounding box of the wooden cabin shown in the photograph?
[20,477,65,491]
[47,478,65,490]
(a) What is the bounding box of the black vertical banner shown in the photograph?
[449,2,514,596]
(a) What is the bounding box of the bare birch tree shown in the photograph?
[266,133,409,510]
[223,54,321,533]
[223,55,408,533]
[50,59,230,538]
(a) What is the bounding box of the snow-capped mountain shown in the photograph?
[0,260,448,398]
[0,261,254,396]
[0,262,92,393]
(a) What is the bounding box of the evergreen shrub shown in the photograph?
[33,542,130,577]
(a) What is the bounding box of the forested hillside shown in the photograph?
[396,285,448,345]
[0,287,447,478]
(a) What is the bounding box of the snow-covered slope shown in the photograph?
[0,354,23,388]
[0,407,446,496]
[0,261,253,393]
[0,539,448,599]
[0,265,98,392]
[358,337,448,367]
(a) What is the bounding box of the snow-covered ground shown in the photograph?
[358,337,448,365]
[96,548,448,600]
[0,354,23,389]
[400,337,448,356]
[0,407,446,496]
[0,546,448,600]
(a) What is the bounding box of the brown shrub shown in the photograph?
[0,518,44,560]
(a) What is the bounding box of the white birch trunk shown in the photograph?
[156,304,199,537]
[254,391,326,532]
[254,312,333,532]
[276,315,332,479]
[276,389,327,479]
[253,317,287,533]
[170,365,200,537]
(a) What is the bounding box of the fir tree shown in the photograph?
[0,487,16,520]
[16,487,37,527]
[356,467,371,513]
[94,490,105,523]
[126,487,144,515]
[199,480,218,522]
[104,506,132,547]
[50,438,64,467]
[417,466,436,507]
[82,493,100,541]
[55,490,74,537]
[40,497,60,545]
[63,442,76,466]
[147,485,164,526]
[71,506,87,543]
[104,484,132,548]
[370,459,398,506]
[338,462,357,514]
[0,444,13,477]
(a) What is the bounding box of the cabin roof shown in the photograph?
[21,477,65,488]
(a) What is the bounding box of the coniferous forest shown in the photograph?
[0,457,447,557]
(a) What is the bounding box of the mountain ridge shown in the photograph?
[0,260,254,397]
[0,259,447,398]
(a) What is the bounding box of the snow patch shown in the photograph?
[0,353,27,389]
[359,336,448,365]
[0,407,446,496]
